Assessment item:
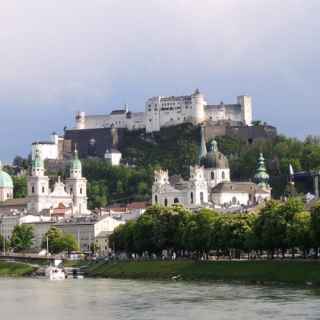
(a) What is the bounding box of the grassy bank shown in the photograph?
[84,260,320,285]
[0,261,36,277]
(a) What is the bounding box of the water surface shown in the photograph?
[0,278,320,319]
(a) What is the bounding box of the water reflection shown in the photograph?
[0,278,320,320]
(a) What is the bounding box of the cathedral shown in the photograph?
[0,161,14,202]
[27,147,89,216]
[152,127,271,210]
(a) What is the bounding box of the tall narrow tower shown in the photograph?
[27,148,49,213]
[65,147,88,216]
[198,125,207,165]
[191,89,206,124]
[237,95,252,126]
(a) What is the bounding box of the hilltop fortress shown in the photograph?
[32,89,276,161]
[75,89,252,133]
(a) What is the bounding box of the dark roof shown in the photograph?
[32,141,55,145]
[211,182,269,194]
[0,198,28,207]
[169,175,189,190]
[205,104,241,110]
[110,110,127,115]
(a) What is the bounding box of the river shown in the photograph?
[0,278,320,319]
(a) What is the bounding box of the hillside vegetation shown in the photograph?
[9,124,320,205]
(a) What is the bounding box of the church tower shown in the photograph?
[65,147,88,216]
[27,148,49,213]
[254,153,270,190]
[189,166,208,206]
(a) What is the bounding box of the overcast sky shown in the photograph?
[1,0,320,162]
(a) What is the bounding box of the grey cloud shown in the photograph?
[0,0,320,161]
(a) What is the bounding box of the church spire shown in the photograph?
[70,144,82,178]
[254,153,270,188]
[31,146,45,177]
[198,126,207,165]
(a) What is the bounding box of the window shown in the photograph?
[211,171,215,180]
[190,192,194,204]
[70,187,73,193]
[155,195,158,204]
[32,186,35,194]
[222,171,225,180]
[174,198,179,204]
[42,186,45,193]
[80,188,83,194]
[232,196,237,204]
[164,198,168,206]
[200,192,204,203]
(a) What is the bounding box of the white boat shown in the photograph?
[45,266,66,280]
[45,259,66,280]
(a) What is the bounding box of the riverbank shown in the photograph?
[0,261,36,277]
[84,260,320,285]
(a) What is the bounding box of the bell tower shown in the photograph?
[27,148,49,213]
[65,146,88,216]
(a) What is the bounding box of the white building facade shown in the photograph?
[74,90,252,133]
[56,216,124,253]
[152,128,271,211]
[27,148,89,216]
[32,133,64,161]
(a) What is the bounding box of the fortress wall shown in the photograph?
[64,128,125,159]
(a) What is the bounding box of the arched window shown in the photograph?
[190,192,194,204]
[164,198,168,206]
[32,185,35,194]
[200,192,204,203]
[211,171,215,180]
[222,171,225,180]
[80,187,83,194]
[174,198,179,204]
[42,186,45,193]
[155,195,158,204]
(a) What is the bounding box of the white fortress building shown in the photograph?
[31,132,64,161]
[74,89,252,133]
[27,147,89,216]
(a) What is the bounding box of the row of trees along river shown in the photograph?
[110,198,320,259]
[0,225,79,254]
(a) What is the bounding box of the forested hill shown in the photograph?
[117,123,320,198]
[9,124,320,208]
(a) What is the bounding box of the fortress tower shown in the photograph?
[237,95,252,126]
[75,111,86,130]
[191,89,206,125]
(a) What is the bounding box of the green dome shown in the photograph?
[200,140,229,169]
[32,148,44,169]
[70,148,82,171]
[71,158,82,171]
[0,163,13,189]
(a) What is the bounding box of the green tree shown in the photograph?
[13,176,27,198]
[287,211,312,257]
[42,227,78,254]
[183,209,217,258]
[0,233,10,252]
[253,201,287,258]
[310,202,320,257]
[11,225,34,252]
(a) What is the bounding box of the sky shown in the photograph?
[1,0,320,162]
